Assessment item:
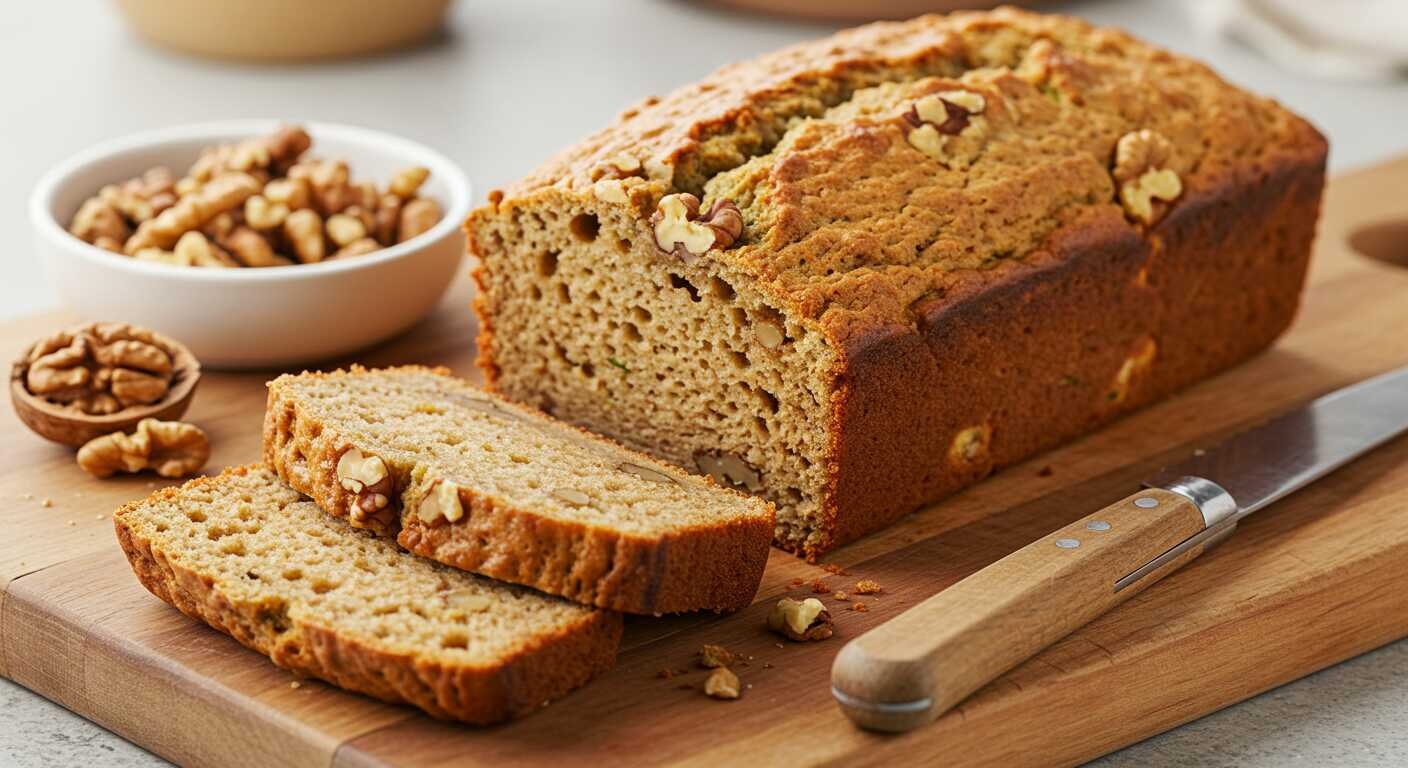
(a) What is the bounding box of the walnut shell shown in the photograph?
[10,324,201,447]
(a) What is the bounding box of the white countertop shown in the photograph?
[2,1,1406,765]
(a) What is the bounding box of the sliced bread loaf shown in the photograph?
[262,366,775,614]
[114,465,622,724]
[466,8,1325,558]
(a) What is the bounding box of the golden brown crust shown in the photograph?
[262,368,774,614]
[807,133,1327,556]
[112,466,623,724]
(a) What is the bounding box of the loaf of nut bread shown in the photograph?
[466,8,1327,557]
[114,465,621,724]
[263,366,774,614]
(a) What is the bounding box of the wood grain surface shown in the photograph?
[3,156,1408,767]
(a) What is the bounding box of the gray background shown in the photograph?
[2,0,1406,765]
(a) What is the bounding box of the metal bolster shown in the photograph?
[831,685,933,715]
[1114,476,1239,592]
[1159,475,1238,528]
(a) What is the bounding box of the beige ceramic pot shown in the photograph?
[112,0,453,61]
[705,0,1021,21]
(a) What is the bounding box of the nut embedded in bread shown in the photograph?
[112,465,621,724]
[262,366,775,614]
[466,8,1327,557]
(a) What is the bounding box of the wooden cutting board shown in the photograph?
[4,156,1408,768]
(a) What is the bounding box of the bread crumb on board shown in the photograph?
[854,579,883,595]
[698,644,741,669]
[852,602,869,612]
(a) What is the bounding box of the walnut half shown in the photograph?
[25,323,177,415]
[650,194,743,263]
[76,418,209,479]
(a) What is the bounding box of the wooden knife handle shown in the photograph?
[831,486,1234,732]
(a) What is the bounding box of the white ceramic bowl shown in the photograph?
[30,120,471,369]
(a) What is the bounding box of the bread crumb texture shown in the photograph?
[113,465,621,724]
[467,8,1326,556]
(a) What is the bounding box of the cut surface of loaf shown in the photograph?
[263,366,774,614]
[113,465,621,724]
[466,8,1327,557]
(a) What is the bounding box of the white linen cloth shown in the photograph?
[1192,0,1408,81]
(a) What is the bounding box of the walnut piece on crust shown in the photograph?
[1113,129,1183,224]
[650,193,743,262]
[77,418,209,479]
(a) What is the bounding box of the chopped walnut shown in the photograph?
[125,172,261,254]
[66,125,441,267]
[767,597,834,642]
[76,419,209,479]
[950,424,992,466]
[703,667,741,700]
[592,153,644,181]
[905,90,988,160]
[415,478,465,524]
[694,450,763,492]
[70,198,131,245]
[1113,130,1183,224]
[592,179,630,204]
[335,447,397,526]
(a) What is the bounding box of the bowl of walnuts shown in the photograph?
[29,120,471,369]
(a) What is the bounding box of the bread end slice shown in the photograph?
[114,465,622,724]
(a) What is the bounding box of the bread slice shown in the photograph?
[114,465,622,724]
[262,366,774,614]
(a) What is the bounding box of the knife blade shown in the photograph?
[831,364,1408,733]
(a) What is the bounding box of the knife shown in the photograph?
[831,364,1408,732]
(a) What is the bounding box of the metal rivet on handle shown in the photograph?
[1086,520,1112,532]
[1134,497,1159,509]
[1055,538,1081,549]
